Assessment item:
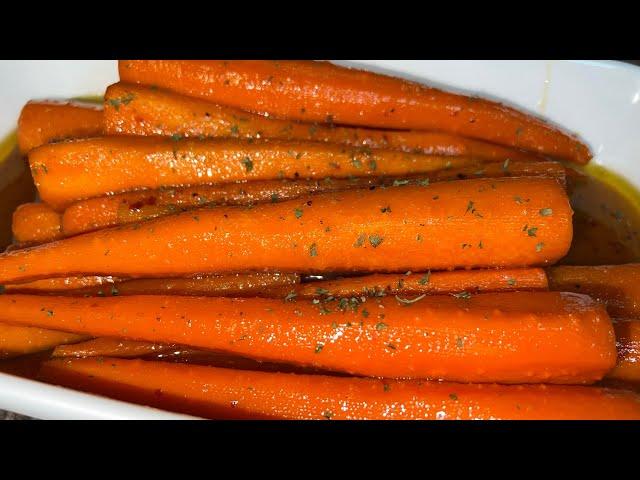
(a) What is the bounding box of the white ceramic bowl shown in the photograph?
[0,60,639,419]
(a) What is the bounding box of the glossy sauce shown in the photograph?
[562,164,640,265]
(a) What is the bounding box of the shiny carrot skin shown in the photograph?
[547,264,640,318]
[12,203,63,245]
[2,275,119,294]
[0,291,615,383]
[61,177,402,236]
[104,82,544,163]
[101,273,298,297]
[40,358,639,419]
[29,136,487,209]
[0,177,573,283]
[606,319,640,386]
[60,160,566,236]
[52,338,180,359]
[3,273,299,298]
[17,101,103,154]
[119,60,592,164]
[297,268,548,298]
[0,322,87,359]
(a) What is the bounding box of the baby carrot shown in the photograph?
[60,178,392,235]
[28,136,483,209]
[296,268,548,298]
[0,322,87,359]
[40,358,640,419]
[0,177,573,283]
[547,264,640,318]
[0,291,615,383]
[61,160,566,236]
[12,203,63,245]
[17,101,103,154]
[119,60,592,164]
[3,273,299,298]
[104,82,543,163]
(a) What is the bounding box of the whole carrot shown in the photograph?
[119,60,592,164]
[49,319,640,382]
[12,203,63,245]
[0,322,87,359]
[3,272,299,298]
[547,264,640,318]
[297,268,548,298]
[104,82,544,163]
[40,358,640,419]
[0,177,573,283]
[17,101,103,154]
[0,291,615,383]
[28,136,484,209]
[61,177,396,236]
[61,160,566,236]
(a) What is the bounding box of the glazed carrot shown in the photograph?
[547,264,640,318]
[61,160,566,236]
[17,101,103,154]
[0,177,573,283]
[40,358,640,419]
[0,291,615,383]
[60,178,392,235]
[11,203,63,245]
[52,338,180,359]
[605,319,640,386]
[119,60,591,164]
[297,268,548,298]
[104,82,544,163]
[0,323,87,359]
[3,273,299,298]
[29,136,489,209]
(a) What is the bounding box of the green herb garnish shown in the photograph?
[241,156,253,172]
[368,234,384,248]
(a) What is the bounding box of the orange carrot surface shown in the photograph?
[3,273,299,298]
[17,101,103,154]
[0,291,615,383]
[119,60,591,164]
[52,338,180,359]
[547,264,640,318]
[11,203,63,245]
[40,358,639,419]
[0,177,573,283]
[61,160,565,236]
[0,322,87,359]
[606,319,640,386]
[296,268,548,298]
[104,82,543,163]
[3,275,119,294]
[29,136,493,209]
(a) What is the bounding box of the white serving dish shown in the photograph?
[0,60,639,420]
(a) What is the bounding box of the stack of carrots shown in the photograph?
[1,60,639,419]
